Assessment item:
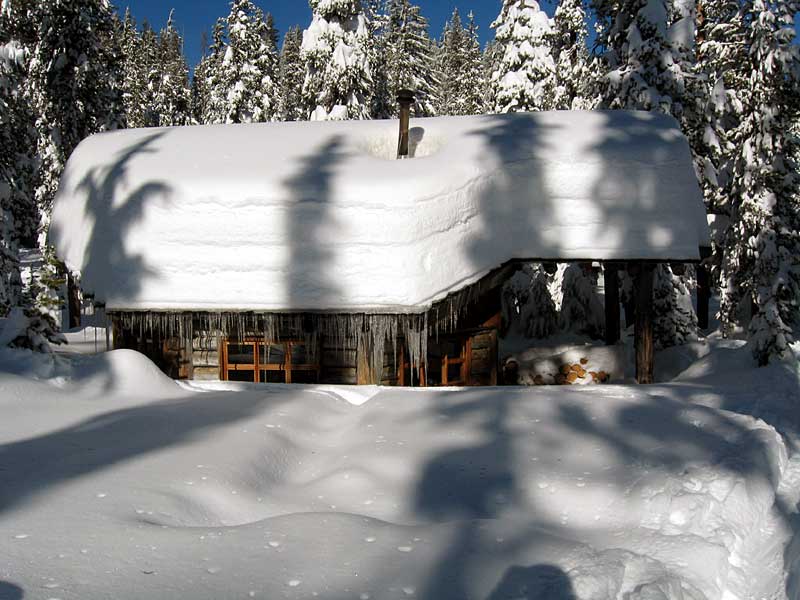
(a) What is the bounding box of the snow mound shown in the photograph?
[50,110,708,311]
[67,349,180,397]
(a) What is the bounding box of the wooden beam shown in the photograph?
[604,262,620,346]
[111,317,125,351]
[697,264,710,330]
[633,263,655,384]
[67,272,81,329]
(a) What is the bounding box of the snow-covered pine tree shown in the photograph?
[0,11,37,247]
[383,0,437,116]
[490,0,556,113]
[597,0,701,349]
[277,26,305,121]
[559,263,605,339]
[300,0,374,121]
[154,10,191,127]
[599,0,693,115]
[551,0,596,109]
[210,1,279,124]
[363,0,392,118]
[717,0,800,364]
[435,8,486,116]
[465,12,488,114]
[22,0,124,222]
[119,9,148,128]
[0,39,26,316]
[503,263,558,338]
[194,18,227,124]
[652,263,697,347]
[0,37,63,351]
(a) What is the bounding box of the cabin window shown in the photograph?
[426,337,468,386]
[221,339,319,384]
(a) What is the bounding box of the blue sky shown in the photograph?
[117,1,543,67]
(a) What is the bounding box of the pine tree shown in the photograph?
[277,26,305,121]
[154,10,191,126]
[435,9,486,116]
[23,0,125,221]
[551,0,596,109]
[503,264,558,338]
[559,263,605,339]
[367,0,392,119]
[194,18,227,124]
[652,264,698,347]
[490,0,556,113]
[210,1,279,124]
[0,40,27,317]
[0,36,63,351]
[300,0,374,120]
[597,0,702,349]
[717,0,800,364]
[383,0,437,116]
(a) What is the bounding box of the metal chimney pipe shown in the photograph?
[397,89,415,159]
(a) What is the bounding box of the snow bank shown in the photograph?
[1,346,799,599]
[50,110,709,312]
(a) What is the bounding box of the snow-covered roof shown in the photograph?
[50,110,710,312]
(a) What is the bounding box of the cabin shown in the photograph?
[49,109,710,385]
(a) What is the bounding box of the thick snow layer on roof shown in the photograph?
[50,110,709,312]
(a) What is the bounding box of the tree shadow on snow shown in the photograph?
[48,131,173,308]
[408,385,786,599]
[0,582,23,600]
[0,392,275,517]
[282,134,348,310]
[487,564,576,600]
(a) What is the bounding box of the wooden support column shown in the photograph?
[633,263,655,384]
[697,264,710,330]
[111,316,125,351]
[67,272,81,329]
[604,262,621,346]
[697,247,712,331]
[356,337,379,385]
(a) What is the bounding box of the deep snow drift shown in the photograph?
[49,111,708,311]
[1,341,799,600]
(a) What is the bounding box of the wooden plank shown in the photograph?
[633,263,655,384]
[67,272,81,329]
[321,367,357,384]
[465,335,473,385]
[322,349,357,367]
[221,340,229,381]
[604,262,621,346]
[285,342,293,384]
[697,264,710,330]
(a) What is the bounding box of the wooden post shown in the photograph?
[111,316,125,350]
[356,337,378,385]
[396,89,415,158]
[67,272,81,329]
[697,264,710,330]
[604,262,620,346]
[697,247,712,331]
[633,263,655,384]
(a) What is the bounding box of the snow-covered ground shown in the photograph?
[1,341,799,600]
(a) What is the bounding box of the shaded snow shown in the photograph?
[0,342,799,599]
[49,111,708,312]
